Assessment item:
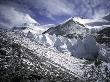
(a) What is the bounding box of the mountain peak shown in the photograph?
[43,16,88,39]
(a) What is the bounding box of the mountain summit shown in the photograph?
[43,17,88,39]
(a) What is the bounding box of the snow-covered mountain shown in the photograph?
[43,17,89,39]
[34,16,109,41]
[43,16,110,39]
[12,23,54,35]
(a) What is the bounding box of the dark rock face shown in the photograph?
[86,22,110,26]
[96,27,110,46]
[98,27,110,37]
[0,34,39,81]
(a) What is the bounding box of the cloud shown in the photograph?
[0,0,75,21]
[0,4,37,28]
[33,0,110,19]
[93,10,108,19]
[81,0,110,18]
[30,0,74,19]
[0,0,110,26]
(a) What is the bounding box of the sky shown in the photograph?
[0,0,110,28]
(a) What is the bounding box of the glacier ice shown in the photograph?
[83,35,99,59]
[26,31,99,60]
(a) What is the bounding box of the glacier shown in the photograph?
[0,27,110,82]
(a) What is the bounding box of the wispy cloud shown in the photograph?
[33,0,110,19]
[93,10,108,19]
[0,0,110,26]
[31,0,74,19]
[0,4,37,28]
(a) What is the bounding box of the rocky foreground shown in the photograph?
[0,30,110,82]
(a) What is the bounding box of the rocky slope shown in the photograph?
[96,26,110,46]
[0,29,85,82]
[0,29,110,82]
